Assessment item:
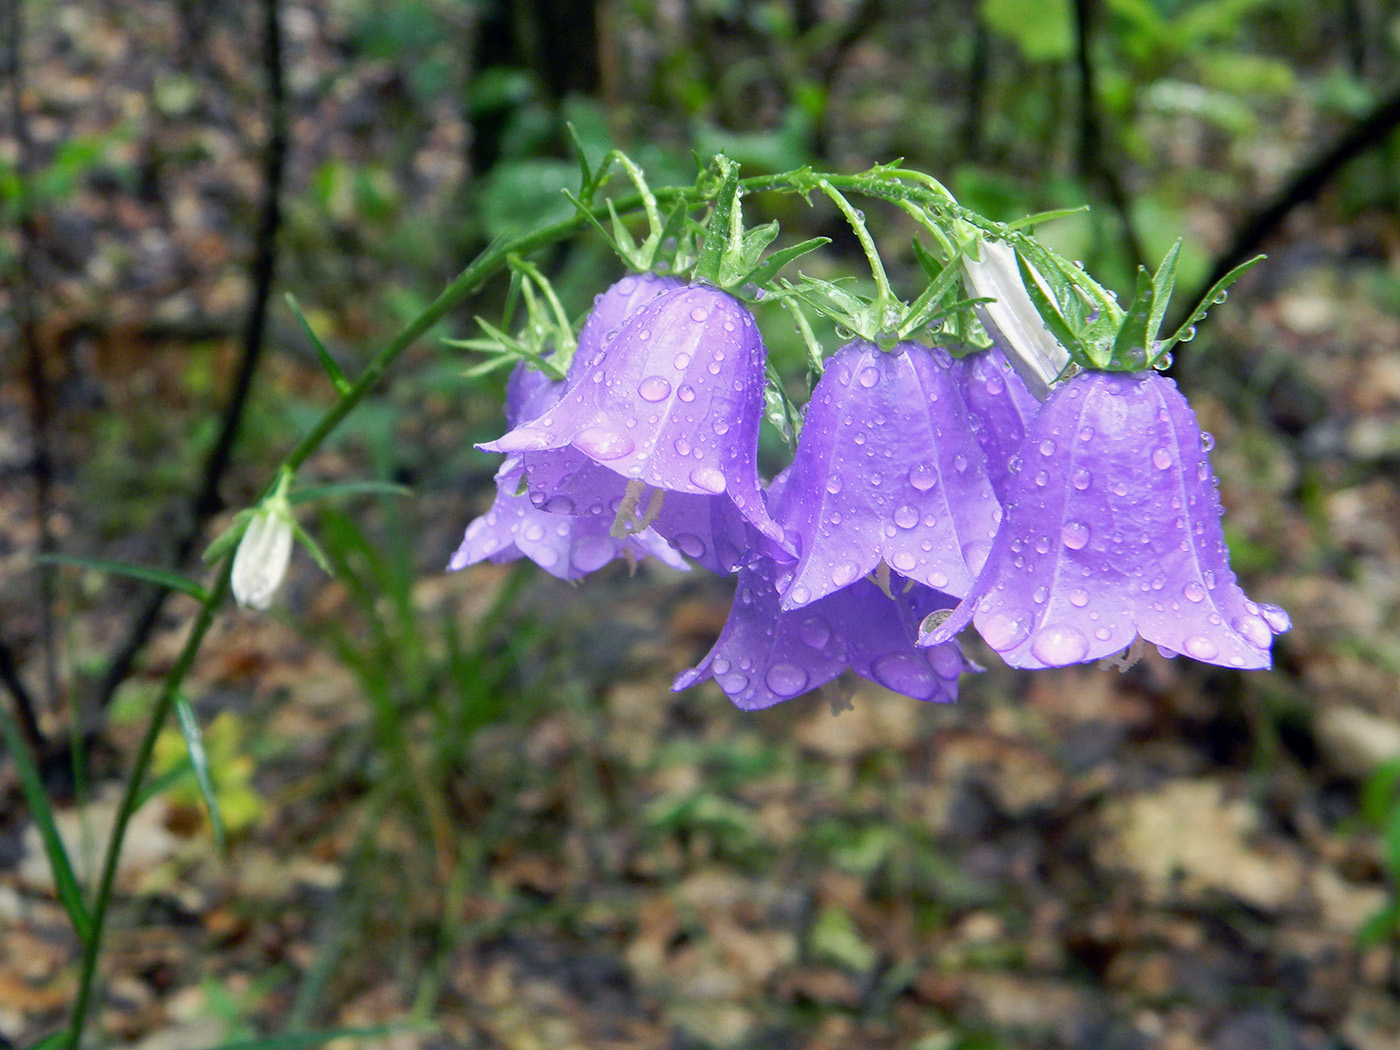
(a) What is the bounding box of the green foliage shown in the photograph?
[981,0,1074,61]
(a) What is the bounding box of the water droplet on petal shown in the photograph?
[717,671,749,695]
[1259,603,1290,633]
[1152,447,1173,469]
[1032,586,1048,604]
[677,384,696,402]
[690,307,709,322]
[689,466,726,494]
[1200,431,1215,452]
[894,505,919,529]
[1182,581,1206,603]
[1078,427,1094,442]
[1038,438,1056,456]
[673,533,706,559]
[871,652,935,698]
[909,463,938,491]
[799,616,831,648]
[542,495,574,514]
[858,366,879,388]
[831,562,860,587]
[891,551,916,572]
[673,352,691,370]
[826,476,843,495]
[1061,521,1091,550]
[1182,635,1219,660]
[1072,468,1092,491]
[1030,625,1089,665]
[1069,587,1089,607]
[765,663,809,698]
[985,373,1005,395]
[575,426,635,461]
[981,612,1031,652]
[1233,615,1272,648]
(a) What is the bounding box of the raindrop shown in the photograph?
[1212,290,1228,305]
[1061,520,1091,550]
[826,477,844,495]
[1034,470,1049,487]
[831,562,860,587]
[985,373,1005,395]
[891,551,917,571]
[689,466,727,493]
[674,533,706,559]
[678,385,696,403]
[1030,625,1089,665]
[953,454,969,474]
[638,376,672,402]
[674,438,692,456]
[980,612,1031,652]
[1182,635,1219,660]
[871,652,935,699]
[1038,438,1057,457]
[713,419,730,436]
[1069,587,1089,608]
[858,367,879,388]
[690,306,709,322]
[542,495,575,514]
[909,463,938,491]
[1182,581,1206,603]
[765,663,809,698]
[1199,432,1215,452]
[717,671,749,695]
[521,522,546,542]
[894,505,919,529]
[799,616,831,649]
[1072,468,1092,491]
[789,584,812,606]
[1151,448,1173,470]
[1259,604,1291,633]
[673,352,691,370]
[1032,585,1048,604]
[575,426,635,461]
[1233,615,1272,648]
[1078,426,1095,442]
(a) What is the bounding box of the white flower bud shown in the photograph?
[962,239,1071,400]
[231,501,294,611]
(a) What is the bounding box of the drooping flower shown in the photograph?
[961,239,1071,400]
[921,369,1290,669]
[449,359,687,580]
[952,344,1042,503]
[482,283,786,546]
[674,553,972,710]
[447,455,688,580]
[773,339,1003,608]
[566,272,683,382]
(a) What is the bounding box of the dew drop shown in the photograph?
[689,466,727,494]
[1181,635,1219,660]
[1202,568,1216,590]
[764,662,809,698]
[1078,426,1095,442]
[690,306,709,322]
[712,419,730,436]
[521,522,546,542]
[1200,431,1215,452]
[1032,585,1048,604]
[1061,520,1091,550]
[673,352,691,370]
[1030,625,1089,665]
[542,495,574,514]
[1259,603,1291,633]
[984,372,1005,395]
[1232,615,1272,648]
[831,562,860,587]
[673,438,692,456]
[871,652,935,699]
[953,454,969,474]
[574,426,635,461]
[789,584,812,606]
[1038,438,1057,457]
[638,376,672,402]
[858,367,880,388]
[1069,587,1089,608]
[1072,468,1092,491]
[677,384,696,403]
[894,505,919,529]
[1182,581,1206,603]
[909,463,938,491]
[717,671,749,695]
[798,616,831,649]
[891,551,917,572]
[1151,448,1173,469]
[980,612,1031,652]
[1034,470,1049,487]
[673,533,706,559]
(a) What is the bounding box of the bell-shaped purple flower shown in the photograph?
[482,284,786,546]
[448,456,688,580]
[774,340,1003,608]
[922,369,1291,669]
[567,273,684,383]
[952,345,1042,504]
[674,554,972,710]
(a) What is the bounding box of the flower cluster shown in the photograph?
[453,254,1289,707]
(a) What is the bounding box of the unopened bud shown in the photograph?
[231,495,294,611]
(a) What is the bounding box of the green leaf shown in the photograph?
[911,235,945,280]
[38,553,210,603]
[1013,252,1088,362]
[288,481,412,505]
[981,0,1073,61]
[1146,240,1182,363]
[0,699,93,945]
[1004,205,1090,231]
[285,294,350,395]
[174,696,227,853]
[693,156,741,288]
[1161,254,1265,352]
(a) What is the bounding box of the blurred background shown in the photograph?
[3,0,1400,1047]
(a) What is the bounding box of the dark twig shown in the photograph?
[1072,0,1146,275]
[89,0,289,723]
[3,0,53,755]
[1177,80,1400,331]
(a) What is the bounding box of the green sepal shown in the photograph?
[692,155,743,289]
[1159,254,1265,354]
[1109,265,1158,370]
[741,235,830,290]
[1013,251,1092,365]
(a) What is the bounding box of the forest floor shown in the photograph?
[4,3,1400,1049]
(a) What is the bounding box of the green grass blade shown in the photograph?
[0,699,93,944]
[38,554,210,603]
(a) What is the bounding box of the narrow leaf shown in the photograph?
[910,236,945,280]
[38,553,210,603]
[1013,252,1088,361]
[1004,204,1090,231]
[288,481,412,505]
[1162,254,1265,350]
[285,294,350,395]
[0,699,93,944]
[742,235,830,289]
[174,696,227,852]
[693,156,741,287]
[1110,267,1157,368]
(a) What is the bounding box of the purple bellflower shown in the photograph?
[449,360,687,580]
[774,340,1003,608]
[482,283,787,547]
[921,369,1290,669]
[952,344,1043,504]
[566,272,683,383]
[674,553,972,710]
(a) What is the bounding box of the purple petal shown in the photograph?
[570,273,685,384]
[774,340,1003,608]
[483,284,786,546]
[923,370,1289,669]
[449,459,687,580]
[952,345,1042,504]
[675,557,972,710]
